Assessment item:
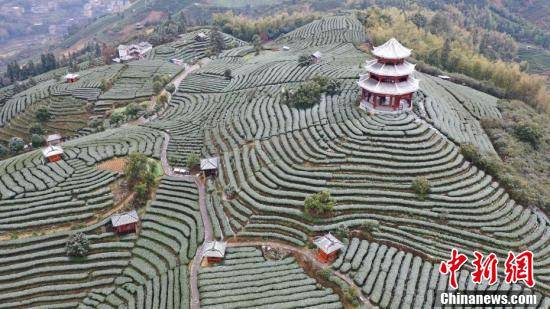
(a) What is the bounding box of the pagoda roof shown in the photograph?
[364,59,415,77]
[372,38,411,60]
[358,74,419,96]
[314,233,344,254]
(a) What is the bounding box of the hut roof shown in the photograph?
[203,241,227,258]
[200,157,219,170]
[314,233,344,254]
[41,145,64,158]
[46,134,62,142]
[111,210,139,227]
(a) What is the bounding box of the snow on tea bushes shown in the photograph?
[332,238,548,308]
[79,176,202,308]
[198,247,342,308]
[99,60,183,100]
[0,221,135,308]
[419,73,497,154]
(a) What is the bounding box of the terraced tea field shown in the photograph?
[0,14,548,308]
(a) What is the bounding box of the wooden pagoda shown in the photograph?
[358,38,419,113]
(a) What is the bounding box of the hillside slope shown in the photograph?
[0,15,548,308]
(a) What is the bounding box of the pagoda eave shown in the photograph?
[364,59,415,77]
[357,77,419,96]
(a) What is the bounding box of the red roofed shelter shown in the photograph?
[203,240,227,263]
[111,210,139,234]
[314,233,344,263]
[42,146,64,163]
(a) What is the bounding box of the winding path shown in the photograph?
[189,177,213,309]
[153,57,371,308]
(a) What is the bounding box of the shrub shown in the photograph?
[334,224,349,239]
[186,153,200,169]
[0,144,8,157]
[513,122,542,149]
[224,185,236,199]
[304,191,335,215]
[165,83,176,93]
[125,103,143,119]
[30,134,45,148]
[9,137,24,153]
[298,54,314,67]
[125,152,153,186]
[158,94,168,105]
[110,111,125,126]
[66,232,90,257]
[411,176,430,198]
[283,76,342,109]
[134,183,148,206]
[284,81,322,109]
[312,75,342,95]
[35,107,51,122]
[223,69,232,80]
[153,81,163,94]
[460,143,482,163]
[29,122,43,135]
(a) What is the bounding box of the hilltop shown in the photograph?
[0,14,548,308]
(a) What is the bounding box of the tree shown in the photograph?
[0,144,9,157]
[9,137,24,153]
[125,103,142,119]
[153,81,163,94]
[66,232,90,257]
[165,83,176,93]
[158,94,168,105]
[35,107,51,122]
[224,185,236,199]
[29,123,43,135]
[125,152,150,186]
[30,134,45,148]
[304,191,335,215]
[429,12,452,35]
[134,183,148,205]
[186,153,200,169]
[252,34,262,55]
[411,176,431,199]
[110,112,125,126]
[223,69,232,80]
[209,28,226,55]
[513,123,542,149]
[298,55,313,67]
[411,12,427,28]
[441,39,452,70]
